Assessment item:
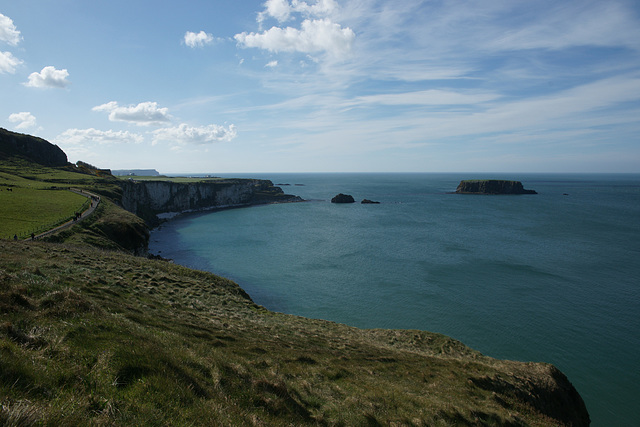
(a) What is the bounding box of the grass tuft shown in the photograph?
[0,399,43,427]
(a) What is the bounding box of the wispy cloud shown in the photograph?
[488,2,640,51]
[54,128,144,145]
[0,51,22,74]
[257,0,338,24]
[0,13,21,46]
[350,90,501,107]
[226,0,640,168]
[8,112,37,130]
[227,72,640,168]
[52,128,144,164]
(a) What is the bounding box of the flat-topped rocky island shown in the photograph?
[456,179,538,194]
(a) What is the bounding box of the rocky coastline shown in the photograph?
[118,178,303,226]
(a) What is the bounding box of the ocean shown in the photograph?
[149,173,640,426]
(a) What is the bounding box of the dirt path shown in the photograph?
[29,189,101,240]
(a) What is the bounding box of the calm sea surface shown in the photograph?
[149,173,640,426]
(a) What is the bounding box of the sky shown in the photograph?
[1,0,639,173]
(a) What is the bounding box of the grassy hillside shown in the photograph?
[0,158,144,250]
[0,185,88,239]
[0,240,587,426]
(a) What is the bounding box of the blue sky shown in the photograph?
[1,0,639,173]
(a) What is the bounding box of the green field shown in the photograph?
[0,160,103,187]
[0,187,88,239]
[0,160,105,240]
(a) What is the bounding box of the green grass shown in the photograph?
[0,187,89,239]
[46,198,149,252]
[0,169,56,190]
[0,159,122,240]
[0,158,104,186]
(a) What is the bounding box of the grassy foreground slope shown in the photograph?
[1,241,587,426]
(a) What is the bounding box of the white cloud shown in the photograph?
[0,13,21,46]
[8,112,37,130]
[265,60,278,68]
[152,123,237,145]
[92,101,171,125]
[54,128,144,145]
[298,0,338,17]
[184,30,214,48]
[235,18,354,58]
[258,0,292,23]
[24,66,70,88]
[92,101,119,113]
[258,0,338,24]
[0,51,22,74]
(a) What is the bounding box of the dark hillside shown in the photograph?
[0,128,67,167]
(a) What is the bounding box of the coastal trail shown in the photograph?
[28,189,100,240]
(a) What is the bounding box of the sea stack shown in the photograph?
[331,193,355,203]
[455,180,537,195]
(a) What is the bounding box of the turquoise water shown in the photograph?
[149,173,640,426]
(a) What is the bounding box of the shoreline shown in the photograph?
[147,197,306,259]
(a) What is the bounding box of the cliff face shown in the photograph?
[456,180,537,194]
[0,127,68,167]
[112,169,160,176]
[119,179,301,224]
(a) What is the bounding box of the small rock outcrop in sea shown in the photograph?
[331,193,355,203]
[455,180,537,195]
[361,199,380,204]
